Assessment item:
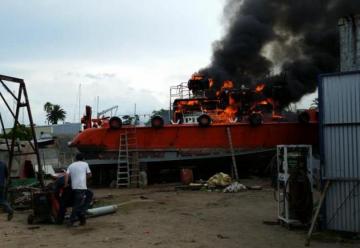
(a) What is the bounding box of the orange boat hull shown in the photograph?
[70,122,318,153]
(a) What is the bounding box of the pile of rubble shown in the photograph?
[176,172,262,193]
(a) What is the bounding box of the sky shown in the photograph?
[0,0,315,127]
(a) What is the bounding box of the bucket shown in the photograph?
[180,168,193,185]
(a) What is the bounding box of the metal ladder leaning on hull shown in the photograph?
[226,126,239,180]
[116,126,140,188]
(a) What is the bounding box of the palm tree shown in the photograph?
[44,102,53,113]
[44,102,66,124]
[43,102,53,124]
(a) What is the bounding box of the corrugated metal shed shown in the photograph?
[52,123,81,135]
[33,123,81,137]
[319,71,360,233]
[339,15,360,72]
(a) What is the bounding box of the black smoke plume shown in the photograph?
[199,0,360,106]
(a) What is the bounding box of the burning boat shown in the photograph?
[69,74,318,185]
[67,0,360,186]
[171,73,298,126]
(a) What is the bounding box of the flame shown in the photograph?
[190,73,214,90]
[175,99,201,113]
[258,100,268,105]
[191,73,203,81]
[175,76,284,124]
[224,106,237,116]
[259,98,274,106]
[255,83,265,93]
[266,98,274,105]
[209,78,214,88]
[250,98,275,112]
[215,80,235,98]
[178,100,199,106]
[210,105,238,122]
[221,80,234,90]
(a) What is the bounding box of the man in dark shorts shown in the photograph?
[64,153,92,226]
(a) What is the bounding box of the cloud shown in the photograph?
[0,0,224,127]
[84,73,116,80]
[0,56,208,127]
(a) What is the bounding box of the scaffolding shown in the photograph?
[0,74,44,187]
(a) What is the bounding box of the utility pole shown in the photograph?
[78,83,82,120]
[96,96,99,117]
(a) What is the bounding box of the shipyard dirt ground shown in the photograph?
[0,179,358,248]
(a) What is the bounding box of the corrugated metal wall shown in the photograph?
[320,71,360,233]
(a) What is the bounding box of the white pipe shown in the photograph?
[86,205,118,218]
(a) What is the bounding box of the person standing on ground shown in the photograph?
[64,153,91,226]
[0,160,14,220]
[53,172,73,224]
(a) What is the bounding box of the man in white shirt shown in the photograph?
[64,153,92,226]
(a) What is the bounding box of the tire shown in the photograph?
[197,114,212,127]
[151,115,164,128]
[298,111,310,124]
[109,117,122,129]
[249,113,263,127]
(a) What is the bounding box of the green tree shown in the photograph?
[43,102,53,114]
[44,102,53,124]
[151,109,169,117]
[0,124,32,141]
[145,109,170,126]
[44,102,66,124]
